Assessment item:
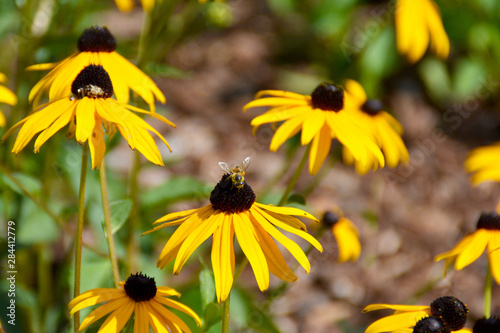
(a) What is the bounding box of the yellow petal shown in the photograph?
[75,97,96,143]
[88,117,106,170]
[344,79,366,107]
[254,90,310,100]
[212,214,235,303]
[362,304,430,313]
[301,110,326,145]
[254,202,317,221]
[134,302,149,333]
[149,299,194,333]
[253,219,298,282]
[155,297,201,326]
[68,288,124,311]
[97,298,135,333]
[34,100,77,151]
[269,113,307,151]
[425,0,450,59]
[455,230,489,270]
[250,105,310,128]
[233,213,270,292]
[333,218,361,262]
[0,85,18,106]
[309,123,332,175]
[365,311,430,333]
[243,97,308,112]
[79,297,130,331]
[487,231,500,284]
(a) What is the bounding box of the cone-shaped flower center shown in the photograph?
[71,65,114,99]
[311,82,344,112]
[210,174,256,213]
[322,211,340,227]
[476,212,500,230]
[124,272,157,302]
[473,317,500,333]
[78,26,116,53]
[413,317,450,333]
[361,99,384,116]
[430,296,468,331]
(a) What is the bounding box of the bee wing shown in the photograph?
[218,162,232,174]
[241,156,251,171]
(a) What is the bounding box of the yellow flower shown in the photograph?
[27,26,165,112]
[465,143,500,185]
[435,212,500,285]
[69,272,201,333]
[322,211,361,263]
[143,160,323,302]
[243,82,385,175]
[3,65,174,169]
[0,73,17,127]
[363,296,469,333]
[395,0,450,63]
[115,0,157,12]
[342,79,409,174]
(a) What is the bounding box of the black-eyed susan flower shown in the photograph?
[342,79,409,174]
[465,143,500,185]
[322,211,361,263]
[143,159,323,302]
[0,73,17,127]
[114,0,157,12]
[395,0,450,63]
[473,317,500,333]
[243,82,385,175]
[363,296,469,333]
[3,65,174,169]
[28,26,165,112]
[69,272,201,332]
[435,212,500,285]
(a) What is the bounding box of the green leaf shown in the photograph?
[2,173,42,196]
[418,58,452,104]
[452,58,488,100]
[199,269,216,308]
[18,199,59,245]
[203,302,222,331]
[101,199,133,235]
[286,194,306,205]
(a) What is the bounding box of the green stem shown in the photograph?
[99,159,121,287]
[222,293,231,333]
[484,262,493,318]
[74,144,89,333]
[127,151,141,274]
[277,145,311,206]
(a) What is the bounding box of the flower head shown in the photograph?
[395,0,450,63]
[363,296,469,333]
[322,211,361,262]
[68,272,201,332]
[143,161,323,302]
[465,143,500,185]
[243,82,385,175]
[0,73,17,127]
[3,65,174,169]
[342,79,409,174]
[435,212,500,285]
[28,26,165,112]
[473,317,500,333]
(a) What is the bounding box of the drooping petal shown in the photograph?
[88,116,106,170]
[332,218,361,262]
[254,90,310,100]
[269,113,307,151]
[233,213,270,291]
[250,105,310,128]
[149,299,194,333]
[243,97,308,112]
[154,297,201,326]
[97,298,135,333]
[78,297,130,331]
[301,110,326,145]
[68,289,125,312]
[212,214,235,303]
[33,100,78,151]
[253,202,318,221]
[309,123,332,175]
[455,230,489,270]
[134,302,149,333]
[75,97,96,143]
[365,310,430,333]
[487,231,500,284]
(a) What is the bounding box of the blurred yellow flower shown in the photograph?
[27,26,165,112]
[343,79,409,174]
[3,65,174,169]
[363,296,469,333]
[322,211,361,262]
[69,272,201,333]
[395,0,450,63]
[0,73,17,127]
[435,212,500,285]
[465,143,500,185]
[143,169,322,302]
[114,0,157,12]
[243,82,385,175]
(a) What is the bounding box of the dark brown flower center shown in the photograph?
[430,296,468,331]
[476,213,500,230]
[311,82,344,112]
[210,174,256,213]
[361,99,384,116]
[124,272,157,302]
[78,26,116,53]
[473,317,500,333]
[71,65,114,99]
[413,317,450,333]
[322,211,340,227]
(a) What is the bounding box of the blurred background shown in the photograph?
[1,0,500,332]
